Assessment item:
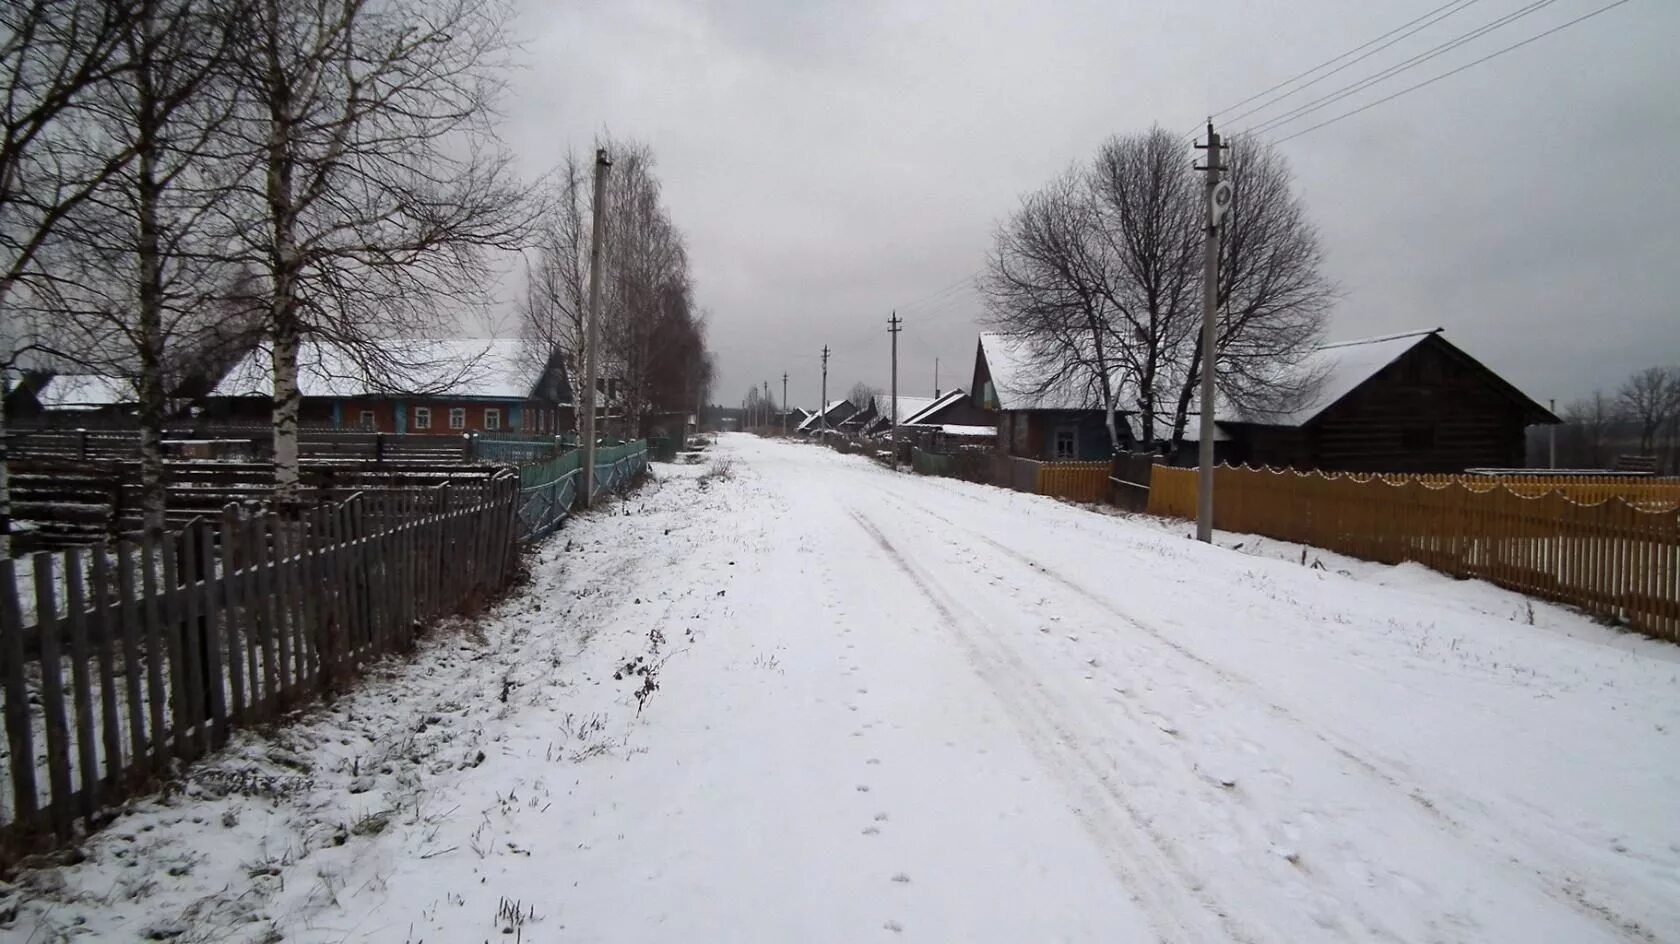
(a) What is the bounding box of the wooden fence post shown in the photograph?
[0,559,39,828]
[33,552,74,839]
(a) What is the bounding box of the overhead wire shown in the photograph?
[1239,0,1568,137]
[1270,0,1636,143]
[1218,0,1489,132]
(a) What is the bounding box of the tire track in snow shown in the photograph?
[844,506,1262,944]
[866,481,1660,944]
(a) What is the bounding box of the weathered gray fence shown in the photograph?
[0,475,519,852]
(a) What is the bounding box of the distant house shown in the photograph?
[898,389,996,449]
[205,339,574,435]
[796,399,858,434]
[971,333,1132,461]
[900,389,992,431]
[1215,329,1558,473]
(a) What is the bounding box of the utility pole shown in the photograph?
[1194,121,1228,543]
[580,147,611,508]
[1549,398,1557,469]
[888,310,902,435]
[820,345,830,434]
[935,357,940,397]
[782,372,789,436]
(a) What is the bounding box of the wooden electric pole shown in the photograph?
[888,312,902,466]
[820,345,830,434]
[580,147,611,508]
[1194,121,1227,543]
[782,372,789,436]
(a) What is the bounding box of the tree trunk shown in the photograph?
[263,2,302,506]
[271,317,302,504]
[0,386,10,559]
[1169,330,1203,450]
[135,17,168,536]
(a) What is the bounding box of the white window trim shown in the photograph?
[413,406,432,430]
[1054,427,1077,459]
[358,410,376,430]
[448,407,466,430]
[484,407,501,431]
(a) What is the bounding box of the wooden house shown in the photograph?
[796,400,858,435]
[1216,329,1557,473]
[205,339,574,435]
[971,333,1133,461]
[972,328,1554,472]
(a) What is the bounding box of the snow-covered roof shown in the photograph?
[901,389,969,427]
[871,394,936,426]
[212,338,544,401]
[38,373,134,410]
[979,333,1126,412]
[796,399,853,432]
[940,424,995,437]
[1241,329,1439,427]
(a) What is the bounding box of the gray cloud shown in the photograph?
[500,0,1680,411]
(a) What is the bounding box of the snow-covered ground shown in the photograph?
[6,434,1678,943]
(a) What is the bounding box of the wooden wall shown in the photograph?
[1239,339,1538,473]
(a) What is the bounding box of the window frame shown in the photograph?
[1054,426,1077,459]
[413,406,432,430]
[448,407,466,430]
[358,409,376,430]
[484,407,501,431]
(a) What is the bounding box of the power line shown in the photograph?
[1219,0,1488,131]
[1272,0,1635,143]
[1242,0,1567,138]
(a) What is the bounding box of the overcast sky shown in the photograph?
[497,0,1678,412]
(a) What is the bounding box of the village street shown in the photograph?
[10,435,1680,943]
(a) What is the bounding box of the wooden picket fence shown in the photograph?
[1149,465,1680,642]
[0,475,520,853]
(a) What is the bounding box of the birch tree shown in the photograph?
[524,136,705,439]
[48,0,244,534]
[219,0,534,503]
[0,0,140,551]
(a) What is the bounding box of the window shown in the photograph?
[449,407,466,430]
[484,408,501,431]
[358,410,376,430]
[1402,427,1436,451]
[413,406,431,430]
[1054,427,1077,459]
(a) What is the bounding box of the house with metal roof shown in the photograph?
[205,338,574,436]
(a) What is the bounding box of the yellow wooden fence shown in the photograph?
[1148,465,1680,641]
[1035,461,1111,503]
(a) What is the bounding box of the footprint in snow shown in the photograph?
[866,758,881,765]
[890,873,911,884]
[856,784,871,792]
[874,812,889,822]
[883,920,903,933]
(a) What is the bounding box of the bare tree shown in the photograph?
[520,151,589,379]
[1560,390,1616,468]
[1164,135,1334,445]
[1617,365,1680,456]
[983,128,1331,454]
[0,0,140,550]
[47,0,246,534]
[216,0,535,503]
[981,168,1131,451]
[521,137,706,440]
[846,382,879,411]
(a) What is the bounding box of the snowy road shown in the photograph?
[9,434,1679,943]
